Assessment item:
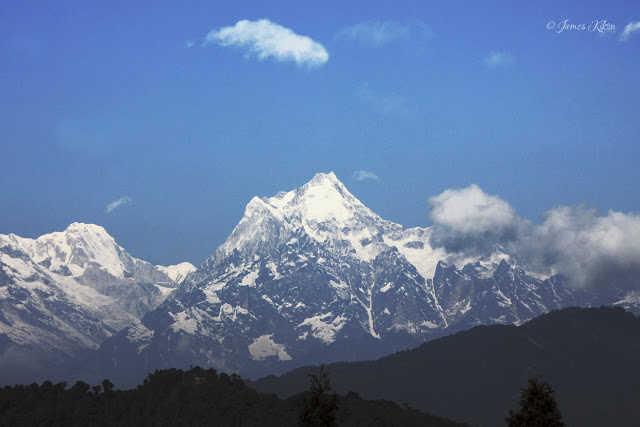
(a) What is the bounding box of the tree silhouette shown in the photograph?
[506,375,565,426]
[298,364,339,427]
[101,379,114,394]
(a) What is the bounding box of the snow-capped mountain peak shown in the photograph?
[116,172,569,379]
[212,172,393,265]
[156,262,196,284]
[270,171,375,225]
[202,172,513,283]
[2,222,127,278]
[0,222,182,370]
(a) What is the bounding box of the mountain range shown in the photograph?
[0,172,637,385]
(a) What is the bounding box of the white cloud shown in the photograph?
[620,21,640,42]
[429,185,519,236]
[106,196,133,213]
[184,40,195,48]
[524,207,640,289]
[353,170,379,181]
[427,184,640,289]
[203,19,328,67]
[428,185,524,254]
[484,51,514,68]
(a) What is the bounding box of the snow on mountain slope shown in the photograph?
[0,246,112,355]
[0,223,181,363]
[157,262,196,285]
[212,172,453,280]
[2,174,629,387]
[192,172,447,332]
[2,174,633,388]
[2,223,129,278]
[85,172,639,387]
[97,172,591,382]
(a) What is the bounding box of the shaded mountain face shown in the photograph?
[251,306,640,427]
[97,172,632,384]
[0,223,179,383]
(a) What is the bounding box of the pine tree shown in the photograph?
[506,375,565,427]
[298,364,339,427]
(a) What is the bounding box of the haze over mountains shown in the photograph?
[1,172,638,386]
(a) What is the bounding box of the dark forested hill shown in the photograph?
[0,366,464,427]
[252,306,640,426]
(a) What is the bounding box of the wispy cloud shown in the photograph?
[357,83,410,115]
[335,21,432,47]
[184,40,195,48]
[353,170,379,181]
[203,19,328,67]
[106,196,132,213]
[620,21,640,42]
[484,51,514,68]
[336,21,409,46]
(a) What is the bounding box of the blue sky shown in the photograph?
[1,1,639,266]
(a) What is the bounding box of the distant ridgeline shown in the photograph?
[252,306,640,427]
[0,367,464,427]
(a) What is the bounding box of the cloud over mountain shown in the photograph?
[428,184,640,289]
[428,184,524,255]
[523,206,640,289]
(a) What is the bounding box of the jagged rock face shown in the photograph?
[102,173,451,379]
[104,172,626,381]
[0,223,178,362]
[132,226,446,377]
[432,260,592,332]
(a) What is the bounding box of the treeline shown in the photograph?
[0,367,464,426]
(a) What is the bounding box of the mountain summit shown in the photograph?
[211,172,398,265]
[3,222,127,278]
